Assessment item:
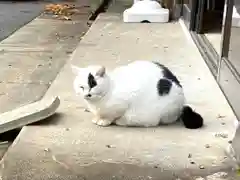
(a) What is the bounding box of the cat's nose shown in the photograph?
[85,94,92,98]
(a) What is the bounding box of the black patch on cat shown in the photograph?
[152,61,182,87]
[181,106,204,129]
[88,73,97,89]
[157,78,172,96]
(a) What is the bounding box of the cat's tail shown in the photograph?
[181,106,204,129]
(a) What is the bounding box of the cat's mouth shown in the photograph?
[84,95,92,100]
[84,93,103,101]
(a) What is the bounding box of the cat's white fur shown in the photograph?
[72,61,185,127]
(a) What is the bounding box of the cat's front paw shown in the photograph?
[96,119,112,127]
[115,117,128,126]
[92,117,98,124]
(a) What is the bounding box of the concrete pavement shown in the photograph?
[0,0,103,162]
[0,0,91,114]
[0,0,107,114]
[1,12,239,179]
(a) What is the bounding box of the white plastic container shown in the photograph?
[123,0,169,23]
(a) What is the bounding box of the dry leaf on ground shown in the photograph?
[44,3,79,20]
[45,4,74,15]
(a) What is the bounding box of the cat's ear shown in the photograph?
[96,66,106,77]
[71,64,82,75]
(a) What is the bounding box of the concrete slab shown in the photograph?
[0,50,70,83]
[0,96,60,134]
[1,14,238,179]
[0,83,49,114]
[0,13,90,114]
[0,18,87,51]
[0,0,102,163]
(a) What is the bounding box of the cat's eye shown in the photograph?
[79,86,84,90]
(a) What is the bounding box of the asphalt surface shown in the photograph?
[0,0,62,42]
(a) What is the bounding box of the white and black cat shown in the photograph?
[72,60,203,129]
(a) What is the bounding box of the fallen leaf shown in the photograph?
[45,4,74,15]
[44,3,77,20]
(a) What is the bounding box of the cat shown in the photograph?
[71,60,203,129]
